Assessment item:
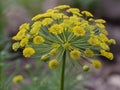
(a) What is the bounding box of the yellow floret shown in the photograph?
[12,75,23,84]
[54,5,70,10]
[108,39,116,45]
[67,8,80,13]
[99,33,109,43]
[20,38,29,47]
[23,47,35,58]
[100,43,110,51]
[62,42,71,50]
[33,36,45,44]
[92,60,102,69]
[49,24,64,35]
[46,9,59,13]
[48,59,59,69]
[32,21,41,27]
[51,13,64,20]
[100,50,114,60]
[95,19,106,23]
[30,27,40,35]
[12,42,20,51]
[72,26,86,37]
[81,11,93,17]
[12,29,26,40]
[70,49,81,60]
[84,49,94,58]
[107,52,114,60]
[19,23,30,30]
[32,13,50,21]
[42,18,53,26]
[88,36,100,46]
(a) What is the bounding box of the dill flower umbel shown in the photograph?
[12,5,115,70]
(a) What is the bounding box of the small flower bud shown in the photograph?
[25,64,31,70]
[49,49,57,56]
[41,54,50,62]
[33,77,38,82]
[83,65,90,72]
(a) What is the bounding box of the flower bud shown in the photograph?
[25,64,31,70]
[49,49,57,56]
[33,77,38,82]
[41,54,50,62]
[83,65,90,72]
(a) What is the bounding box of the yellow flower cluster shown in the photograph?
[70,49,81,60]
[23,47,35,58]
[92,60,102,69]
[48,59,60,69]
[12,5,115,70]
[100,50,113,60]
[12,75,23,84]
[49,24,64,35]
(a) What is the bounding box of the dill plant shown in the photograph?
[12,5,116,90]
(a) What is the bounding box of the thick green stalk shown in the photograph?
[60,50,66,90]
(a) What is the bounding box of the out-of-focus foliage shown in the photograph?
[0,1,4,33]
[59,0,99,12]
[72,0,98,11]
[19,62,88,90]
[1,0,45,15]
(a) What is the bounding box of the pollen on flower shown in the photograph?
[12,75,23,84]
[48,59,59,69]
[70,49,81,60]
[33,36,45,44]
[23,47,35,58]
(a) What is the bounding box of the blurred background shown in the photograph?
[0,0,120,90]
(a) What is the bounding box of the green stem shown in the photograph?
[60,50,66,90]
